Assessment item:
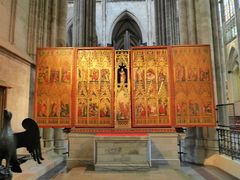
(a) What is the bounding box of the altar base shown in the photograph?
[67,132,182,170]
[94,133,150,171]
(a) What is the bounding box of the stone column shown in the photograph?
[53,0,68,155]
[178,0,219,164]
[147,0,152,45]
[102,0,106,46]
[42,0,58,150]
[54,129,66,154]
[43,0,49,47]
[210,0,227,104]
[50,0,58,47]
[154,0,179,45]
[73,0,97,46]
[43,128,54,148]
[27,0,38,58]
[73,0,84,46]
[57,0,67,46]
[186,0,196,44]
[88,0,97,46]
[178,0,188,44]
[27,0,68,152]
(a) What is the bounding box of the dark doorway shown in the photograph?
[112,12,142,50]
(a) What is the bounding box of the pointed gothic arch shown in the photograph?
[228,47,239,71]
[110,10,143,49]
[227,47,240,102]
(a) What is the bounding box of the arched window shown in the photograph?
[221,0,237,42]
[232,65,240,101]
[227,47,239,102]
[223,0,235,22]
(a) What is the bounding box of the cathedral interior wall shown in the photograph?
[95,0,156,46]
[0,0,11,42]
[14,0,29,53]
[0,0,32,133]
[0,54,30,132]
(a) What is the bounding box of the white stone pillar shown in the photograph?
[43,128,54,149]
[54,128,66,154]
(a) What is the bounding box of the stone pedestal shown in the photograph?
[67,133,95,169]
[43,128,54,150]
[94,134,150,171]
[66,132,181,170]
[54,128,67,155]
[150,133,182,168]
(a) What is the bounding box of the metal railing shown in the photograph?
[217,126,240,160]
[216,103,240,160]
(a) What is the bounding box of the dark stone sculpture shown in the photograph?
[0,110,44,178]
[14,118,44,164]
[0,110,18,179]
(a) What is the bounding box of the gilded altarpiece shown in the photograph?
[131,48,173,127]
[34,48,74,127]
[75,48,114,127]
[172,46,216,126]
[115,50,131,128]
[34,46,216,129]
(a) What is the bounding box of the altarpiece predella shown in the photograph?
[34,45,216,130]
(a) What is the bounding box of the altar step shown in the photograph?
[13,149,65,180]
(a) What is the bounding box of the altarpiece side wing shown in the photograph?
[172,46,216,127]
[34,48,74,127]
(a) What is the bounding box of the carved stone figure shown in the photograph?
[0,110,44,178]
[0,110,19,178]
[14,118,44,164]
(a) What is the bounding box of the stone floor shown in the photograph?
[49,164,238,180]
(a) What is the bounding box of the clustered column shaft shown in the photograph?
[154,0,179,45]
[27,0,68,154]
[73,0,97,47]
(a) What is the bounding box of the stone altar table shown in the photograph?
[94,133,150,171]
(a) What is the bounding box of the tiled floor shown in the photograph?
[52,165,238,180]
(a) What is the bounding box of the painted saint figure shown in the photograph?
[62,69,71,83]
[60,101,70,117]
[159,99,168,116]
[49,102,58,117]
[50,69,60,83]
[78,99,87,117]
[37,101,47,117]
[38,67,48,83]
